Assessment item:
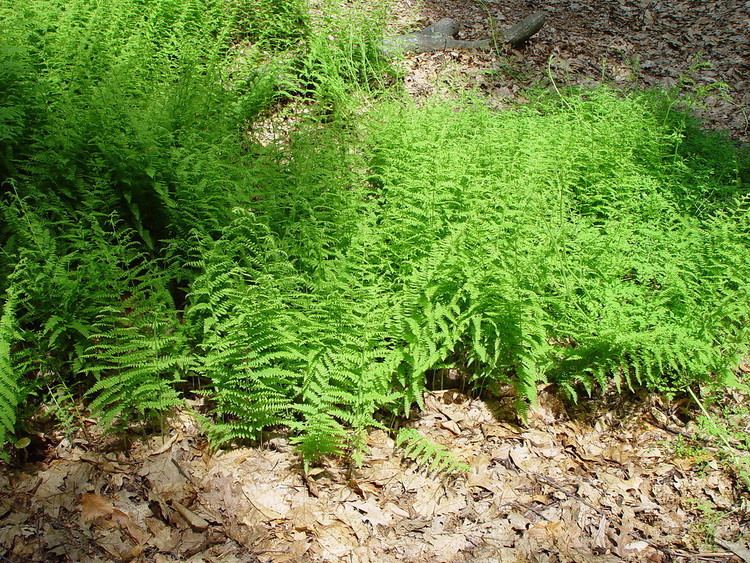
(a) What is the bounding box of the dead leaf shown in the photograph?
[148,433,179,456]
[481,422,522,439]
[97,529,140,560]
[428,533,471,562]
[172,501,209,530]
[440,420,462,435]
[242,485,288,520]
[145,517,178,552]
[603,445,631,465]
[509,446,535,471]
[348,497,392,527]
[138,453,189,504]
[81,493,115,523]
[716,539,750,563]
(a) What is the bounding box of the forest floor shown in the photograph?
[387,0,749,142]
[1,1,749,562]
[1,383,749,562]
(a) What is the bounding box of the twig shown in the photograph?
[547,57,574,111]
[715,539,750,563]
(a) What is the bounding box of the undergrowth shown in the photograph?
[0,0,748,470]
[192,90,748,464]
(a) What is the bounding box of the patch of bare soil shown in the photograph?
[1,386,748,562]
[389,0,749,142]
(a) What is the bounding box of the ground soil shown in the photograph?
[390,0,749,143]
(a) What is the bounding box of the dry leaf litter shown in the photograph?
[1,386,748,562]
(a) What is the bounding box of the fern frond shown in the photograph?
[0,288,19,448]
[85,274,187,430]
[396,428,469,474]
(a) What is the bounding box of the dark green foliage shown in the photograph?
[228,0,309,49]
[84,267,188,430]
[0,0,262,247]
[0,0,391,452]
[0,42,36,179]
[2,191,188,431]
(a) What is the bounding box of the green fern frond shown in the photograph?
[0,288,19,448]
[85,275,187,430]
[396,428,469,474]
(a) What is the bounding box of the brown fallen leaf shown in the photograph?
[96,529,142,561]
[241,484,289,520]
[509,446,535,471]
[148,433,179,456]
[145,517,178,552]
[81,493,115,523]
[348,497,392,527]
[603,445,631,465]
[440,420,462,435]
[138,453,189,505]
[481,422,523,439]
[172,501,209,530]
[428,533,471,562]
[716,539,750,563]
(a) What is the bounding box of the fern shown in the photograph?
[186,214,302,446]
[85,270,187,430]
[0,287,19,449]
[2,0,748,470]
[396,428,470,474]
[183,90,750,463]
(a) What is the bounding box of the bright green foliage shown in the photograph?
[0,0,748,468]
[186,214,301,445]
[85,268,188,430]
[396,428,470,474]
[192,90,749,462]
[299,1,392,116]
[0,289,19,448]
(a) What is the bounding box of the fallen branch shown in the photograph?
[715,539,750,563]
[381,11,546,55]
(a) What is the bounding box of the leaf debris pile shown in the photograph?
[1,390,748,562]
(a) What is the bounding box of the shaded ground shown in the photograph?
[2,1,750,561]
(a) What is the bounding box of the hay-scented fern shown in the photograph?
[1,0,748,470]
[0,288,19,450]
[194,89,749,465]
[396,428,470,474]
[0,0,300,249]
[0,0,325,442]
[85,268,189,431]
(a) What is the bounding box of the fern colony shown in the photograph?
[1,0,749,464]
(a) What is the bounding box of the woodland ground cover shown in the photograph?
[0,0,748,476]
